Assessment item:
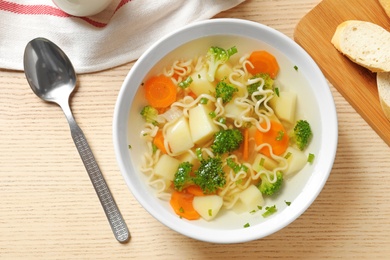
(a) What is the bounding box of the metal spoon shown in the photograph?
[23,37,130,243]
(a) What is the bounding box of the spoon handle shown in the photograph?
[69,121,130,243]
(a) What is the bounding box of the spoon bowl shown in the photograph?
[24,38,76,104]
[23,37,130,243]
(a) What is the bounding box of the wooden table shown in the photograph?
[1,0,389,258]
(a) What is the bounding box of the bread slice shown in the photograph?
[331,20,390,72]
[379,0,390,18]
[377,72,390,120]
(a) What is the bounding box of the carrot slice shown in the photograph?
[170,191,200,220]
[153,130,167,154]
[185,185,206,196]
[242,128,250,161]
[254,121,289,157]
[144,75,177,108]
[246,51,279,79]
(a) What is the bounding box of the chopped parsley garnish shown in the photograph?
[262,205,277,218]
[178,76,193,89]
[152,143,158,154]
[294,65,298,71]
[128,145,132,149]
[217,117,226,124]
[285,200,291,206]
[259,157,265,167]
[284,152,292,159]
[208,209,213,216]
[274,87,280,97]
[200,97,209,104]
[195,148,203,160]
[276,130,284,141]
[243,223,250,228]
[226,158,248,173]
[308,153,315,164]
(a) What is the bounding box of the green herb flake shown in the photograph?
[179,207,184,213]
[226,158,240,173]
[257,205,262,210]
[128,145,132,149]
[243,223,250,228]
[217,117,226,124]
[285,200,291,206]
[259,157,265,167]
[178,76,193,89]
[235,178,243,185]
[152,143,158,154]
[198,74,201,79]
[209,111,216,118]
[274,87,280,97]
[284,152,292,159]
[200,97,209,105]
[262,205,277,218]
[195,148,203,160]
[308,153,315,164]
[276,130,284,141]
[227,46,238,56]
[208,209,213,216]
[294,65,298,71]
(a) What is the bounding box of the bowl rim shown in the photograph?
[113,18,338,243]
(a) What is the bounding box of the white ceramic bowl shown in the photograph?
[113,18,338,243]
[52,0,112,17]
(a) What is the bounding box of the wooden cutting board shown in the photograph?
[294,0,390,146]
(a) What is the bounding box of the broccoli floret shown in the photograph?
[211,129,243,155]
[247,73,274,99]
[193,156,226,194]
[258,171,283,196]
[215,81,238,103]
[140,105,159,125]
[206,46,237,82]
[173,161,194,191]
[291,120,312,151]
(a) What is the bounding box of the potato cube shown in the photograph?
[154,154,181,182]
[215,62,233,81]
[233,184,264,214]
[224,101,247,119]
[177,152,200,169]
[284,147,307,176]
[193,195,223,221]
[189,105,219,145]
[189,67,216,96]
[269,91,297,124]
[252,153,279,171]
[165,117,194,155]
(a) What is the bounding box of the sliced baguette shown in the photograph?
[377,72,390,121]
[331,20,390,72]
[379,0,390,19]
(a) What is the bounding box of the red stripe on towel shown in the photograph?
[0,0,132,28]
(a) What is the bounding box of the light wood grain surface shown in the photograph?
[1,0,390,259]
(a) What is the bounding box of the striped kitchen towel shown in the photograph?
[0,0,245,73]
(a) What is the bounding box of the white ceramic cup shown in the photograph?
[52,0,113,17]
